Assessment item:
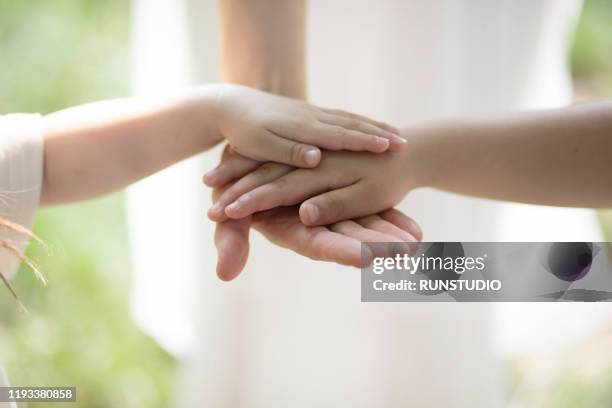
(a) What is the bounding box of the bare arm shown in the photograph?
[41,89,220,205]
[219,0,307,99]
[413,101,612,208]
[41,84,397,206]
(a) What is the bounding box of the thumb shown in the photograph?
[299,183,380,226]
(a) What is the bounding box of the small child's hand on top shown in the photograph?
[210,84,405,168]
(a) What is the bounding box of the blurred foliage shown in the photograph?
[0,0,610,407]
[545,373,612,408]
[0,1,176,407]
[514,4,612,407]
[570,0,612,95]
[509,330,612,408]
[571,0,612,254]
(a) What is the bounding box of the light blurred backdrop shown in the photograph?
[0,1,610,407]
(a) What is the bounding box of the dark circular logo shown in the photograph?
[547,242,593,282]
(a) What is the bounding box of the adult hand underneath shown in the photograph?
[214,204,422,281]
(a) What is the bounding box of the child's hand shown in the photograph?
[205,140,425,226]
[213,84,405,168]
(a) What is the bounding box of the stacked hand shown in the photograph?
[204,85,422,280]
[206,146,422,281]
[209,84,406,168]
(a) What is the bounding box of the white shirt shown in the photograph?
[0,113,44,408]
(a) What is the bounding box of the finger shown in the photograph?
[353,214,417,260]
[209,162,293,222]
[299,182,384,226]
[224,170,354,219]
[379,209,423,242]
[252,207,368,268]
[330,220,405,263]
[312,123,391,153]
[214,217,252,281]
[330,220,404,243]
[387,135,408,154]
[212,180,253,281]
[318,114,406,152]
[249,130,322,168]
[270,120,390,153]
[309,229,372,267]
[319,107,400,135]
[203,152,261,188]
[319,113,396,140]
[355,214,417,242]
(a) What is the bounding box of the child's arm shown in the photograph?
[41,84,401,205]
[409,100,612,208]
[41,90,217,205]
[205,100,612,226]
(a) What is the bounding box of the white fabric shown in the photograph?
[0,113,44,408]
[127,1,606,407]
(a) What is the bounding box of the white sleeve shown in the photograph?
[0,113,44,279]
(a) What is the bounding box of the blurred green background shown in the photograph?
[0,1,610,407]
[0,1,176,407]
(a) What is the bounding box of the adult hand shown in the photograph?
[214,204,422,281]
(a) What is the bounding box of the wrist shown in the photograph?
[226,77,307,100]
[399,119,464,190]
[182,85,227,149]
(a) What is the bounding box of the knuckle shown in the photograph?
[324,130,343,150]
[289,143,306,165]
[334,126,347,138]
[319,194,344,220]
[271,179,291,204]
[221,188,239,203]
[360,216,378,229]
[293,120,309,134]
[338,109,354,118]
[256,162,275,178]
[346,118,359,129]
[332,127,348,149]
[271,177,289,193]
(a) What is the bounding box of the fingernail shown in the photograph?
[302,203,319,223]
[203,172,216,184]
[210,202,222,214]
[226,202,240,213]
[304,148,321,167]
[394,136,407,144]
[409,220,423,240]
[375,137,390,151]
